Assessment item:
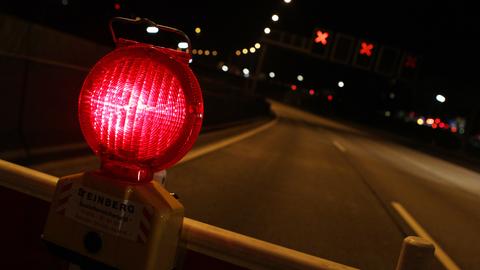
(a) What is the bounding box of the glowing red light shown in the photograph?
[405,55,417,68]
[315,31,329,45]
[451,127,457,133]
[114,3,121,10]
[327,95,333,101]
[309,89,315,95]
[79,44,203,182]
[432,123,438,129]
[360,42,374,56]
[435,118,441,124]
[291,84,297,91]
[439,123,445,129]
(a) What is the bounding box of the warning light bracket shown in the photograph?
[109,17,192,51]
[43,172,184,270]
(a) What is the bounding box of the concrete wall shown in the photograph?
[0,14,111,158]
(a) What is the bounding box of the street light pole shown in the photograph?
[435,94,446,103]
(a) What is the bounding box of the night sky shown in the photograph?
[2,0,479,115]
[3,1,477,54]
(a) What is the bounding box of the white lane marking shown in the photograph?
[332,140,346,153]
[391,201,461,270]
[177,119,278,165]
[29,120,277,175]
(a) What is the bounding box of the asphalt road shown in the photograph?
[165,101,480,270]
[31,101,480,269]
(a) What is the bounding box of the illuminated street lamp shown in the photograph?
[243,68,250,77]
[264,27,271,34]
[297,75,304,82]
[272,14,279,22]
[146,26,159,33]
[338,81,344,88]
[177,42,188,49]
[436,94,446,103]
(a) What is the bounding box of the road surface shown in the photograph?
[32,101,480,269]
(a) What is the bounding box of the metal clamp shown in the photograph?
[109,17,192,52]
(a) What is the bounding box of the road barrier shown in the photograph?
[0,159,434,269]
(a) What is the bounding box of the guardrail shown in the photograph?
[0,159,434,270]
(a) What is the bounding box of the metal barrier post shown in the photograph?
[395,236,435,270]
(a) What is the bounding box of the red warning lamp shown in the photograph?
[44,18,193,270]
[327,94,333,102]
[291,84,297,91]
[314,30,329,45]
[360,42,374,56]
[79,19,203,183]
[404,55,417,68]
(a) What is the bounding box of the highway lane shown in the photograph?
[166,101,479,269]
[164,102,402,269]
[30,101,480,269]
[166,118,404,269]
[333,127,480,269]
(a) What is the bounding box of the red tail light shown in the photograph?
[79,43,203,182]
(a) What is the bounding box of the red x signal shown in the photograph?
[360,42,374,56]
[404,55,417,68]
[315,31,329,45]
